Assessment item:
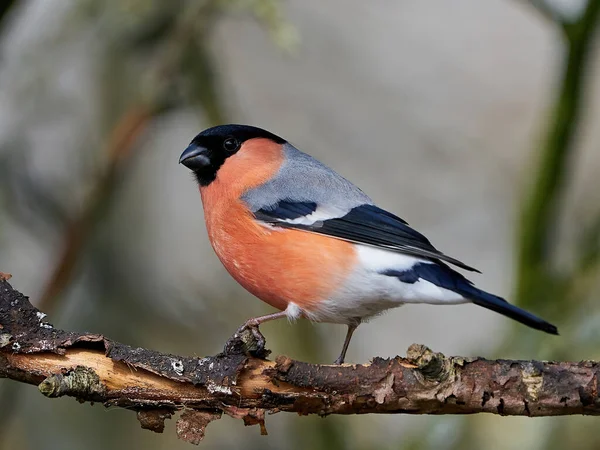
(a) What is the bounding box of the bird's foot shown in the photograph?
[333,356,345,365]
[223,321,271,359]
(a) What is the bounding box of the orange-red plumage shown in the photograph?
[200,138,356,314]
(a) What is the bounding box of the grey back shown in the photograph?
[241,143,372,213]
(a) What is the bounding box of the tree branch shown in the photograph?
[0,277,599,444]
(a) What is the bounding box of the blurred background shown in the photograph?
[1,0,599,449]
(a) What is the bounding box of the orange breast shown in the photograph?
[199,138,357,313]
[203,200,356,311]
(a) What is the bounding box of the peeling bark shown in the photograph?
[1,279,599,445]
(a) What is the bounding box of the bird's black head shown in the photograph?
[179,124,286,186]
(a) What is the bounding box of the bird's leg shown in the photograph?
[334,320,360,365]
[223,311,288,358]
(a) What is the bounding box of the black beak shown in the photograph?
[179,143,211,170]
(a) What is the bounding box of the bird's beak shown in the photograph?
[179,143,211,170]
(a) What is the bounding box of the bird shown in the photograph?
[179,124,558,364]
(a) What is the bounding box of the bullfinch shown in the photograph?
[179,124,558,364]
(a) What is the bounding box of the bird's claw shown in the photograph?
[223,322,270,359]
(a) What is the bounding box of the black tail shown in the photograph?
[459,284,558,335]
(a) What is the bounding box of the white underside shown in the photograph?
[292,245,469,324]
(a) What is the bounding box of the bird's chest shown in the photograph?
[200,189,357,311]
[204,203,269,280]
[204,202,297,310]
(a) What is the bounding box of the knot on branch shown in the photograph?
[406,344,447,380]
[405,344,478,385]
[222,325,271,359]
[38,366,106,400]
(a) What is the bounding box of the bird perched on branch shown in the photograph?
[179,124,558,364]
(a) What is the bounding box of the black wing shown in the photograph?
[254,203,479,272]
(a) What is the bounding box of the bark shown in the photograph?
[0,277,599,445]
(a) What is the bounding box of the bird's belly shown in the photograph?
[308,245,470,323]
[309,268,404,323]
[206,211,357,314]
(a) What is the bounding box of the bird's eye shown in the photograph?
[223,137,239,152]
